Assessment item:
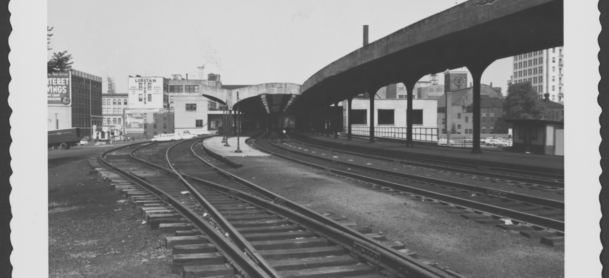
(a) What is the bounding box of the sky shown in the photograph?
[48,0,513,95]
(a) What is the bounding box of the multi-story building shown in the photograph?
[101,93,128,139]
[512,47,564,103]
[47,69,103,135]
[124,76,174,138]
[436,84,507,136]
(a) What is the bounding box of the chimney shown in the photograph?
[363,25,369,46]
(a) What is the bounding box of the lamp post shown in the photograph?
[55,113,59,129]
[221,107,227,143]
[235,92,242,153]
[224,99,230,147]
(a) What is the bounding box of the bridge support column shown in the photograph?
[347,97,353,140]
[402,79,419,147]
[368,89,377,143]
[334,102,339,139]
[467,60,494,154]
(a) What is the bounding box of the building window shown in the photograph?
[118,118,122,124]
[163,123,167,129]
[196,120,203,127]
[185,85,199,93]
[124,99,127,105]
[138,94,143,102]
[153,123,157,129]
[528,69,532,76]
[457,124,461,130]
[148,94,152,102]
[169,85,183,92]
[514,63,517,69]
[138,83,143,90]
[147,82,152,91]
[552,76,555,81]
[533,77,538,84]
[465,116,468,123]
[533,59,537,65]
[552,86,555,91]
[539,57,543,63]
[528,60,532,67]
[185,103,197,112]
[112,118,116,124]
[457,113,461,119]
[539,76,543,83]
[351,110,367,124]
[519,62,522,68]
[377,110,394,125]
[412,110,423,125]
[533,68,537,75]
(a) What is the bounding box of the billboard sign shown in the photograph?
[48,73,70,105]
[124,108,159,134]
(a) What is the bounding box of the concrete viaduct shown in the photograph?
[291,0,563,153]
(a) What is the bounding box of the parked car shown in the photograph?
[178,131,196,140]
[79,136,91,145]
[437,138,456,146]
[151,133,182,142]
[495,139,513,147]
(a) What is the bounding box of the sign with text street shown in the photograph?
[48,74,71,105]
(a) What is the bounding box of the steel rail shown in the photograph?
[269,138,563,210]
[295,133,564,180]
[253,137,564,232]
[98,141,272,278]
[131,138,452,277]
[192,136,458,278]
[286,135,563,187]
[163,138,281,278]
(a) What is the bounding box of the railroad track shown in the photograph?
[283,136,564,192]
[99,137,463,277]
[293,133,564,185]
[251,134,565,247]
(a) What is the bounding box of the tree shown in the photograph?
[503,82,547,119]
[47,26,53,50]
[48,51,73,73]
[450,122,457,134]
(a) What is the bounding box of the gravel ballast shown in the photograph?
[49,151,178,278]
[225,155,564,278]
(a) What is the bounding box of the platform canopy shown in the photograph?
[290,0,563,112]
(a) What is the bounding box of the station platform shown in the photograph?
[292,133,564,173]
[203,136,270,157]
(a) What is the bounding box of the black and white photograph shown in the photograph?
[6,0,602,277]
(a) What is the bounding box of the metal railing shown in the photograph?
[347,126,438,142]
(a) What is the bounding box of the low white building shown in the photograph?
[173,95,211,135]
[343,98,438,141]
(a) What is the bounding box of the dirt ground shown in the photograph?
[48,148,178,278]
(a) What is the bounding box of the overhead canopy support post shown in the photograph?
[402,77,420,147]
[466,59,495,154]
[326,106,330,137]
[334,102,339,139]
[347,97,353,140]
[368,88,377,143]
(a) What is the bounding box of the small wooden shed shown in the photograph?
[506,119,564,156]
